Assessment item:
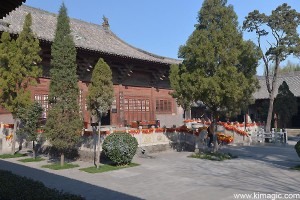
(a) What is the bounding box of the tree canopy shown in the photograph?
[0,13,41,117]
[266,61,300,75]
[174,0,260,118]
[274,81,298,128]
[87,58,114,117]
[170,0,260,151]
[0,13,42,153]
[243,3,300,132]
[169,64,194,118]
[18,102,43,158]
[45,3,82,166]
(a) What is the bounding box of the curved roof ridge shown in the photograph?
[1,5,181,65]
[20,5,107,31]
[107,29,181,62]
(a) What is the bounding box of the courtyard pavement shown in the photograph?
[1,142,300,200]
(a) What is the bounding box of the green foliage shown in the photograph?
[45,4,82,160]
[280,62,300,73]
[18,157,45,162]
[41,163,80,170]
[0,153,26,159]
[243,3,300,132]
[175,0,260,119]
[267,61,300,75]
[102,132,138,165]
[18,102,43,142]
[87,58,114,117]
[42,146,80,160]
[291,165,300,170]
[274,81,298,128]
[0,170,85,200]
[256,100,269,122]
[80,163,139,173]
[169,64,194,113]
[0,13,42,117]
[295,141,300,158]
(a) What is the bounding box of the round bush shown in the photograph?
[295,141,300,158]
[102,132,138,165]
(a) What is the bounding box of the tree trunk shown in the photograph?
[11,118,17,155]
[266,93,276,133]
[212,112,219,153]
[60,153,64,166]
[266,58,280,133]
[32,141,36,159]
[93,131,97,167]
[212,122,219,153]
[96,111,102,169]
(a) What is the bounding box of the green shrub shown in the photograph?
[295,141,300,158]
[102,132,138,165]
[0,170,85,200]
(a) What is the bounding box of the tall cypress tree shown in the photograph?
[0,13,42,154]
[87,58,114,168]
[45,3,82,166]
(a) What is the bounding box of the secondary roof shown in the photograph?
[253,71,300,99]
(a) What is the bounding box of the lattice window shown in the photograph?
[34,94,48,118]
[156,99,172,113]
[124,98,150,112]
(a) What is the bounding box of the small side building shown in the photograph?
[249,72,300,128]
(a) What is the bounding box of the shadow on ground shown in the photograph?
[221,144,300,168]
[0,159,141,200]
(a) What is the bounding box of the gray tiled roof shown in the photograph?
[253,71,300,99]
[0,5,181,65]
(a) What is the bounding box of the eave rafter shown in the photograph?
[150,68,168,86]
[77,56,98,80]
[113,64,134,84]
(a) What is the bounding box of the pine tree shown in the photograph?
[243,3,300,132]
[0,13,42,154]
[274,81,298,128]
[175,0,260,151]
[87,58,114,168]
[45,3,82,166]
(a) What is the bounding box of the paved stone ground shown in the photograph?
[1,142,300,200]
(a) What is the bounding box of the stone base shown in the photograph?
[78,144,172,162]
[138,144,171,154]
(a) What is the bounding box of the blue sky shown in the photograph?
[24,0,300,75]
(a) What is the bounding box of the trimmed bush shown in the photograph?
[102,132,138,165]
[0,170,85,200]
[295,141,300,158]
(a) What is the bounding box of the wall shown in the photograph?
[156,106,184,128]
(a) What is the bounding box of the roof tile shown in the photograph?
[253,71,300,99]
[0,5,181,65]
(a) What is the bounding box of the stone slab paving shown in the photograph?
[1,143,300,200]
